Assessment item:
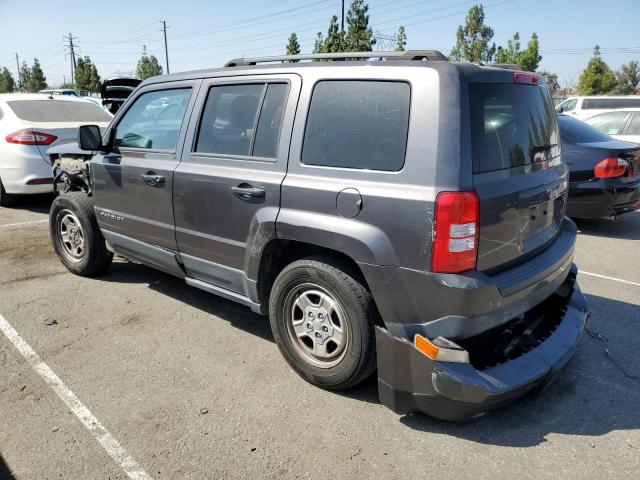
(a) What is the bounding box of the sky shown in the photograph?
[0,0,638,87]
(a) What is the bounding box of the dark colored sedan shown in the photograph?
[558,114,640,218]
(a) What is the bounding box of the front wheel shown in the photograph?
[269,255,377,390]
[50,192,113,276]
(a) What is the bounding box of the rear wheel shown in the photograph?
[0,179,16,207]
[50,192,113,276]
[269,255,377,390]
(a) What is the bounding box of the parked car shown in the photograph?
[101,77,142,115]
[555,96,640,119]
[49,51,588,421]
[558,114,640,218]
[0,94,112,206]
[38,88,81,97]
[583,108,640,144]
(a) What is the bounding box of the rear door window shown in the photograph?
[470,84,560,173]
[6,100,111,122]
[585,111,631,135]
[302,80,410,171]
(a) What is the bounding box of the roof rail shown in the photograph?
[225,50,448,67]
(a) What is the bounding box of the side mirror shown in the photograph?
[78,125,108,152]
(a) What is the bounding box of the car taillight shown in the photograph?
[431,191,479,273]
[5,129,57,145]
[594,157,628,179]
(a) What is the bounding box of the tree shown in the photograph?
[495,32,520,64]
[518,33,541,72]
[345,0,373,52]
[136,46,163,80]
[286,33,301,59]
[27,58,47,92]
[539,70,560,96]
[0,67,15,93]
[449,4,496,63]
[324,15,346,53]
[577,46,616,95]
[612,61,639,95]
[312,32,325,56]
[395,25,407,52]
[75,56,101,92]
[19,61,31,92]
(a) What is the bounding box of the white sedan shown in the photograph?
[584,108,640,144]
[0,94,111,206]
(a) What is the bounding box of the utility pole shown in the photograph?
[161,20,169,74]
[341,0,345,32]
[63,33,78,86]
[14,53,20,91]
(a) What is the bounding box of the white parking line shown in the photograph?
[580,271,640,288]
[0,314,153,480]
[0,219,48,229]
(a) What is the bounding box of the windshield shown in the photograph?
[557,114,612,144]
[7,100,111,122]
[470,83,560,173]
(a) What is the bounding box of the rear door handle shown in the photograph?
[231,185,265,200]
[141,172,165,186]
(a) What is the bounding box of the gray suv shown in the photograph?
[49,50,588,421]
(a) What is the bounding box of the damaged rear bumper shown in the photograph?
[375,270,588,422]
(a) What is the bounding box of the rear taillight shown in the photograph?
[5,129,57,146]
[431,191,479,273]
[594,157,628,179]
[513,72,539,85]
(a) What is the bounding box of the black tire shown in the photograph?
[269,255,377,390]
[0,179,16,207]
[49,192,113,276]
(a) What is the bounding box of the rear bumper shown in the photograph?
[567,178,640,218]
[0,145,53,194]
[375,272,588,421]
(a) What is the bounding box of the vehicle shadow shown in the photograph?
[0,454,15,480]
[98,262,640,446]
[574,211,640,240]
[1,193,54,215]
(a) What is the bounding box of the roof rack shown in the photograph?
[224,50,448,67]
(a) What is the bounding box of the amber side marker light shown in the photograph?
[414,334,470,363]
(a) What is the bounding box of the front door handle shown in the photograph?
[141,172,165,186]
[231,185,265,201]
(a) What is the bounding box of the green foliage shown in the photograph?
[312,32,325,57]
[449,4,496,63]
[495,32,520,64]
[136,47,163,80]
[75,56,101,92]
[19,61,31,92]
[538,70,560,96]
[612,61,639,95]
[345,0,372,52]
[325,15,346,53]
[577,46,616,95]
[0,67,15,93]
[27,58,47,92]
[286,33,301,59]
[518,33,541,72]
[395,25,407,52]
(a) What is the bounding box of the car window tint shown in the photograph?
[557,115,611,143]
[624,113,640,135]
[7,100,111,122]
[585,111,630,135]
[115,88,191,151]
[253,83,289,158]
[302,81,410,171]
[195,84,265,156]
[583,98,640,109]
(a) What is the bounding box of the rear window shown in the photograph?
[582,98,640,109]
[7,100,111,122]
[470,84,560,173]
[557,114,611,144]
[302,80,410,171]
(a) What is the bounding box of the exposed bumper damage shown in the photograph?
[375,268,588,421]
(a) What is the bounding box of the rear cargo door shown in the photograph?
[470,82,567,272]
